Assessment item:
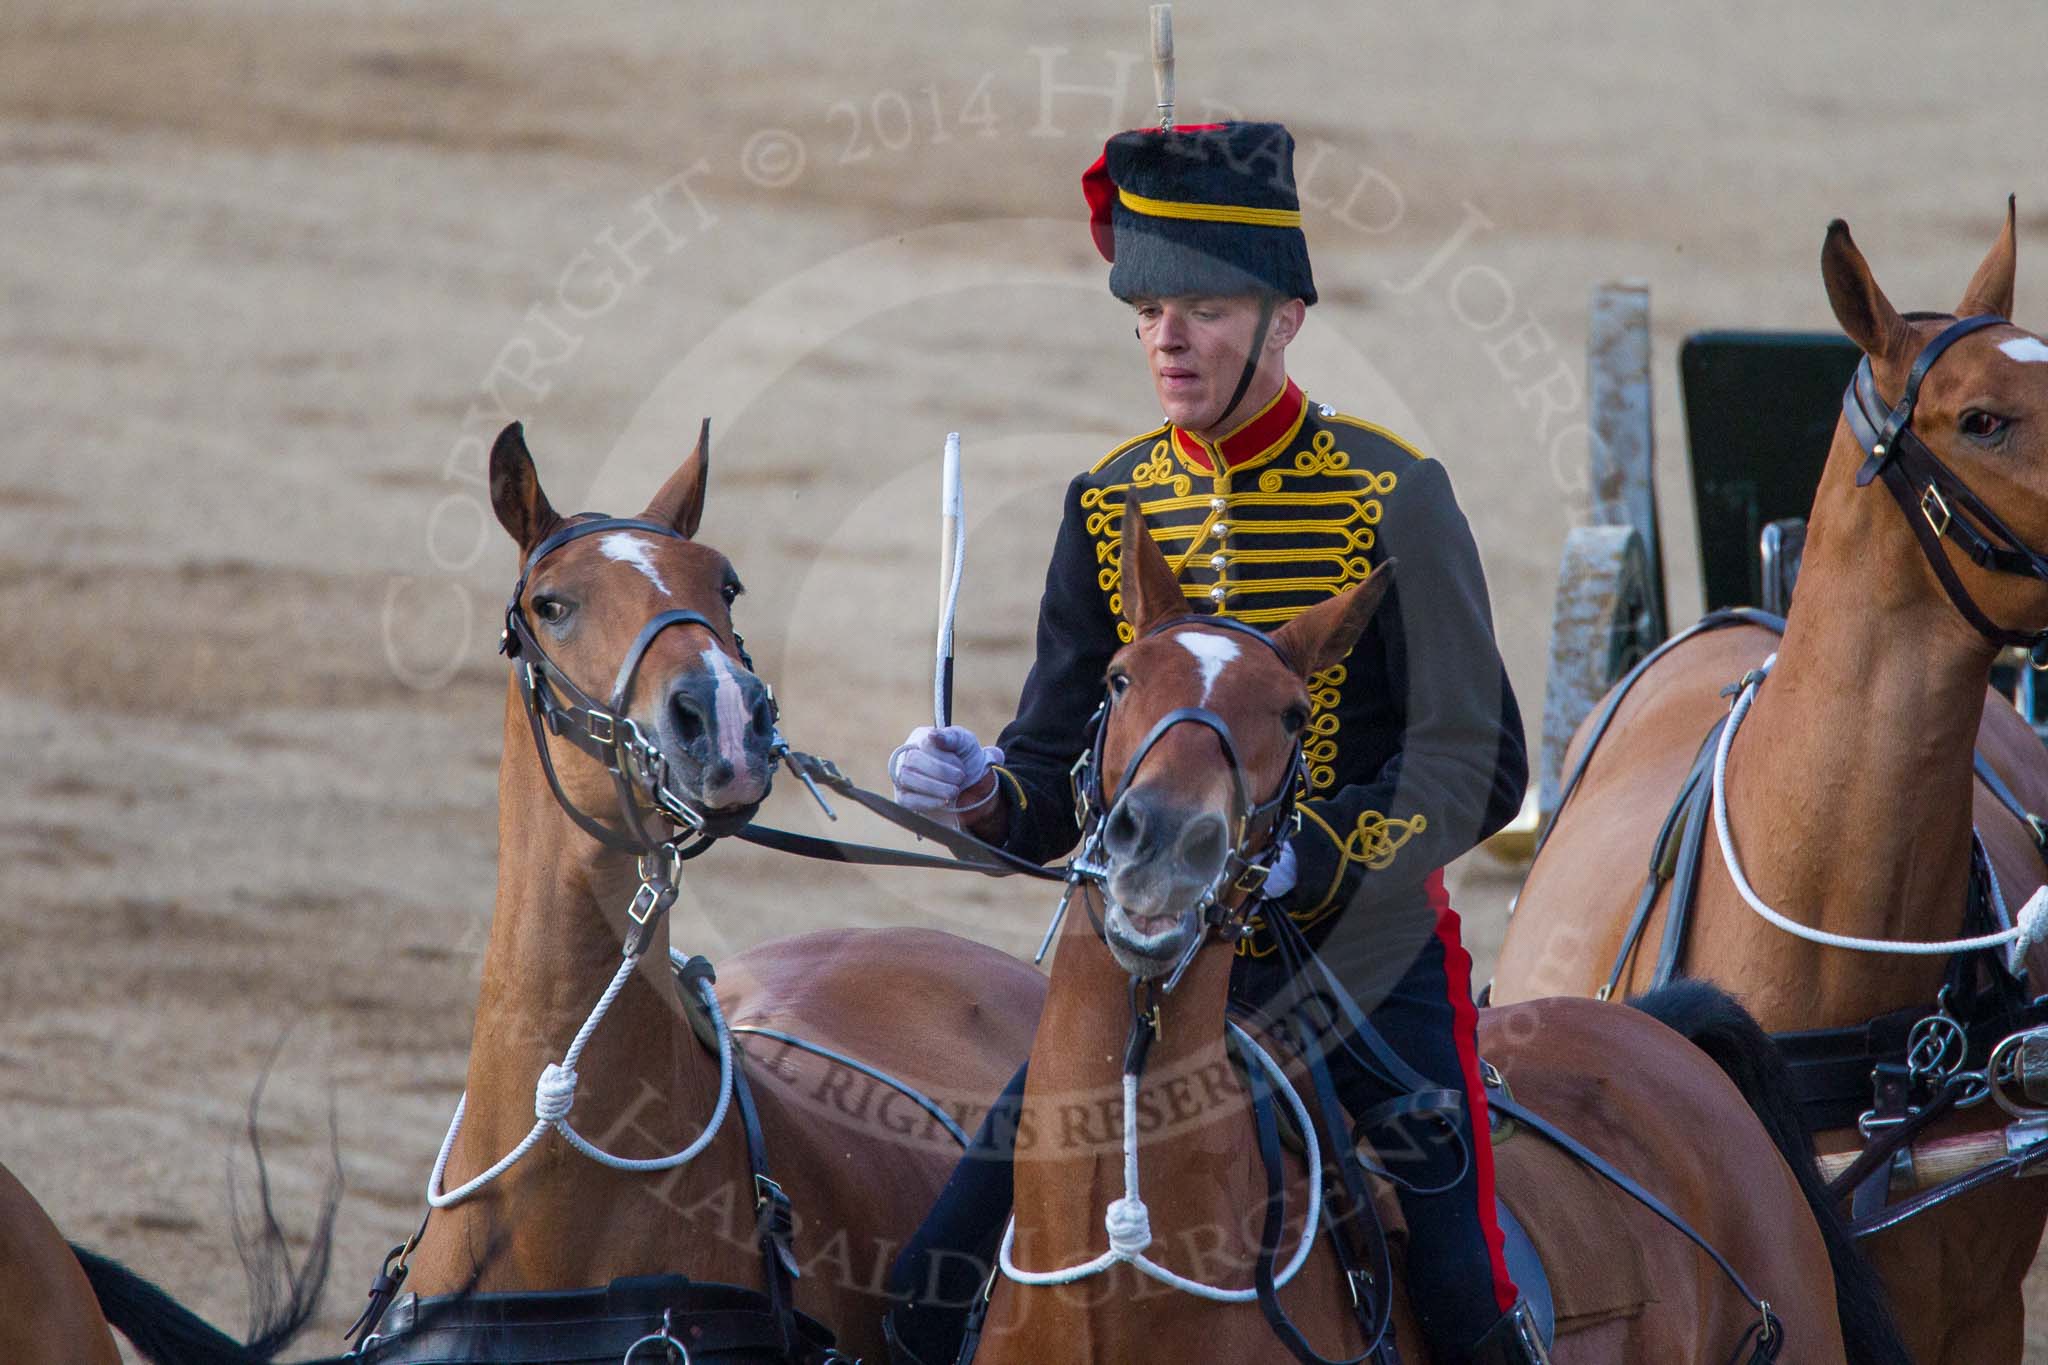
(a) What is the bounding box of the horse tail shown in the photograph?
[1629,979,1913,1365]
[72,1245,274,1364]
[74,1055,342,1365]
[225,1067,343,1358]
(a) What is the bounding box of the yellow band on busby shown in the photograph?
[1116,186,1303,230]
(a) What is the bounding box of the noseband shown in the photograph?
[499,515,770,856]
[1057,614,1305,989]
[1843,311,2048,657]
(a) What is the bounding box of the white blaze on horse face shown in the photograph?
[599,532,671,596]
[1176,631,1240,704]
[700,648,753,771]
[1999,336,2048,365]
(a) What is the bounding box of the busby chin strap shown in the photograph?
[1212,295,1279,433]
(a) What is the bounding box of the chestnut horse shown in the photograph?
[970,507,1897,1363]
[388,423,1042,1362]
[1492,206,2048,1363]
[0,1162,120,1365]
[2,1130,335,1364]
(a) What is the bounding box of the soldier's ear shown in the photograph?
[1119,499,1191,634]
[1271,560,1395,677]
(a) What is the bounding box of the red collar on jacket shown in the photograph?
[1170,378,1307,472]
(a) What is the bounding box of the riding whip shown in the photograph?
[1150,5,1174,128]
[935,431,964,727]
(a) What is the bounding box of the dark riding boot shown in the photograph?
[1464,1299,1553,1365]
[883,1064,1028,1365]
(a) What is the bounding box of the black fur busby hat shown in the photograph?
[1082,121,1317,306]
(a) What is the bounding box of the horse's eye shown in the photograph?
[1960,409,2010,441]
[1281,705,1308,735]
[534,595,572,624]
[1108,671,1132,699]
[721,582,741,607]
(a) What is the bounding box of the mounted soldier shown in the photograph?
[885,119,1541,1364]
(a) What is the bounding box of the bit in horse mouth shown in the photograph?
[1123,909,1183,937]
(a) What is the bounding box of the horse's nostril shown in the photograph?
[671,693,706,746]
[1104,800,1145,855]
[1178,814,1227,873]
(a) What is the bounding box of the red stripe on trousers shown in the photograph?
[1425,868,1520,1315]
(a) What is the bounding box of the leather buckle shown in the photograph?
[628,880,678,927]
[755,1174,795,1243]
[1069,751,1094,827]
[2029,815,2048,849]
[1921,484,1953,539]
[587,709,617,745]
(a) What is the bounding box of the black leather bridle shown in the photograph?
[1843,311,2048,658]
[499,515,771,857]
[1063,614,1306,990]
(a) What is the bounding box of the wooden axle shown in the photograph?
[1817,1125,2043,1193]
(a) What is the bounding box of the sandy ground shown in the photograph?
[5,0,2048,1358]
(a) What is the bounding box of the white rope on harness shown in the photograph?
[1715,655,2048,961]
[427,950,735,1208]
[997,1021,1322,1302]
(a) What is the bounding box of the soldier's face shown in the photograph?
[1132,294,1297,437]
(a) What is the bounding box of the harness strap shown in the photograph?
[1649,719,1729,990]
[1296,1026,1399,1358]
[1243,1029,1391,1365]
[742,749,1066,882]
[350,1273,840,1364]
[1480,1090,1782,1340]
[727,1025,974,1148]
[1975,751,2048,857]
[1599,748,1716,1002]
[1534,607,1786,860]
[728,1046,804,1358]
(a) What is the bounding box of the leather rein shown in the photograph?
[1842,310,2048,657]
[500,514,771,857]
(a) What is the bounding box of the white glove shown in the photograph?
[889,726,1003,814]
[1261,842,1299,901]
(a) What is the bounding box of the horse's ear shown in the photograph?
[1822,220,1911,362]
[489,422,561,553]
[1119,500,1190,634]
[646,418,710,539]
[1270,560,1396,678]
[1957,195,2018,320]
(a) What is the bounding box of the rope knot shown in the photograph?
[535,1062,577,1122]
[2012,886,2048,975]
[1104,1195,1152,1256]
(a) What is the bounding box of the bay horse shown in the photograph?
[969,505,1902,1363]
[380,422,1042,1362]
[1492,204,2048,1363]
